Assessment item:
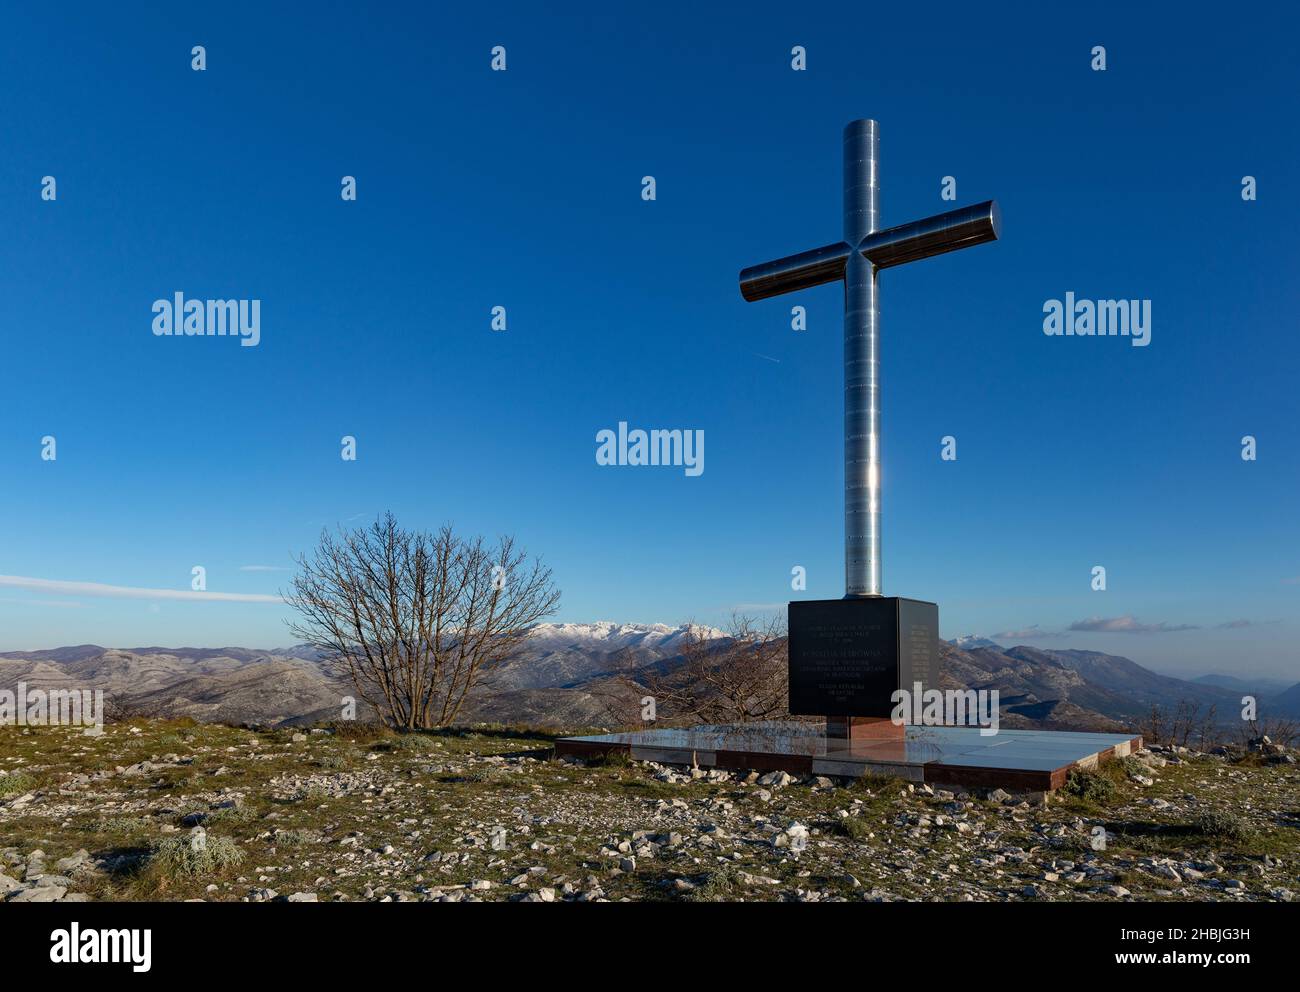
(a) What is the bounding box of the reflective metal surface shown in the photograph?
[842,120,881,596]
[860,200,999,269]
[737,120,999,599]
[738,241,851,302]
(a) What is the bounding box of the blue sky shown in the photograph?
[1,3,1297,679]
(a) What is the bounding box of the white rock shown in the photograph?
[786,823,810,853]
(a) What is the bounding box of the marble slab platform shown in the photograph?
[555,722,1142,792]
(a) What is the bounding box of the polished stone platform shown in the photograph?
[555,722,1142,792]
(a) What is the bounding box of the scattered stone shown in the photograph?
[786,822,810,853]
[54,850,90,874]
[10,886,66,902]
[1,716,1293,906]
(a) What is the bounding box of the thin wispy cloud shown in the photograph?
[1215,618,1279,629]
[0,575,283,604]
[1069,615,1198,634]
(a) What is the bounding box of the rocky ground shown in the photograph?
[1,719,1297,903]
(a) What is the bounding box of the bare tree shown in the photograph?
[1139,699,1223,750]
[586,646,656,729]
[1237,715,1299,749]
[622,613,788,726]
[285,514,559,729]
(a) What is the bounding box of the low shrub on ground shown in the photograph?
[147,834,245,877]
[1061,767,1117,803]
[0,772,37,796]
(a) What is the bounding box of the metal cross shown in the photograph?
[739,119,1000,598]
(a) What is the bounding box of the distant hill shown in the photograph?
[0,624,1288,731]
[1267,682,1300,719]
[125,658,362,727]
[1190,673,1294,696]
[0,624,706,728]
[1002,646,1243,719]
[0,644,108,663]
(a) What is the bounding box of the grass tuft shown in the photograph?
[0,771,37,796]
[837,816,873,841]
[324,721,391,742]
[689,868,737,902]
[589,748,632,768]
[147,834,245,877]
[1192,810,1256,841]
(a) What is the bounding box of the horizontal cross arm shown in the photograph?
[859,200,1000,270]
[739,240,851,302]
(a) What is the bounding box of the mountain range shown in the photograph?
[1,623,1296,730]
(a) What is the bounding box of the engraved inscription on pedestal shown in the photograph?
[897,598,939,693]
[788,597,940,718]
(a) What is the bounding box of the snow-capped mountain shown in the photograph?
[947,634,1004,651]
[525,622,722,652]
[487,622,723,691]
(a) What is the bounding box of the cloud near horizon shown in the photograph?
[991,625,1059,640]
[1069,614,1198,634]
[0,575,284,604]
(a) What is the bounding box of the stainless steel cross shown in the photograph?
[739,120,1000,599]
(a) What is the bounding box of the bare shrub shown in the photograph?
[1138,700,1221,750]
[286,513,559,729]
[604,613,789,726]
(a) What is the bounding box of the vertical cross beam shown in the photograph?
[738,120,998,605]
[843,120,880,597]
